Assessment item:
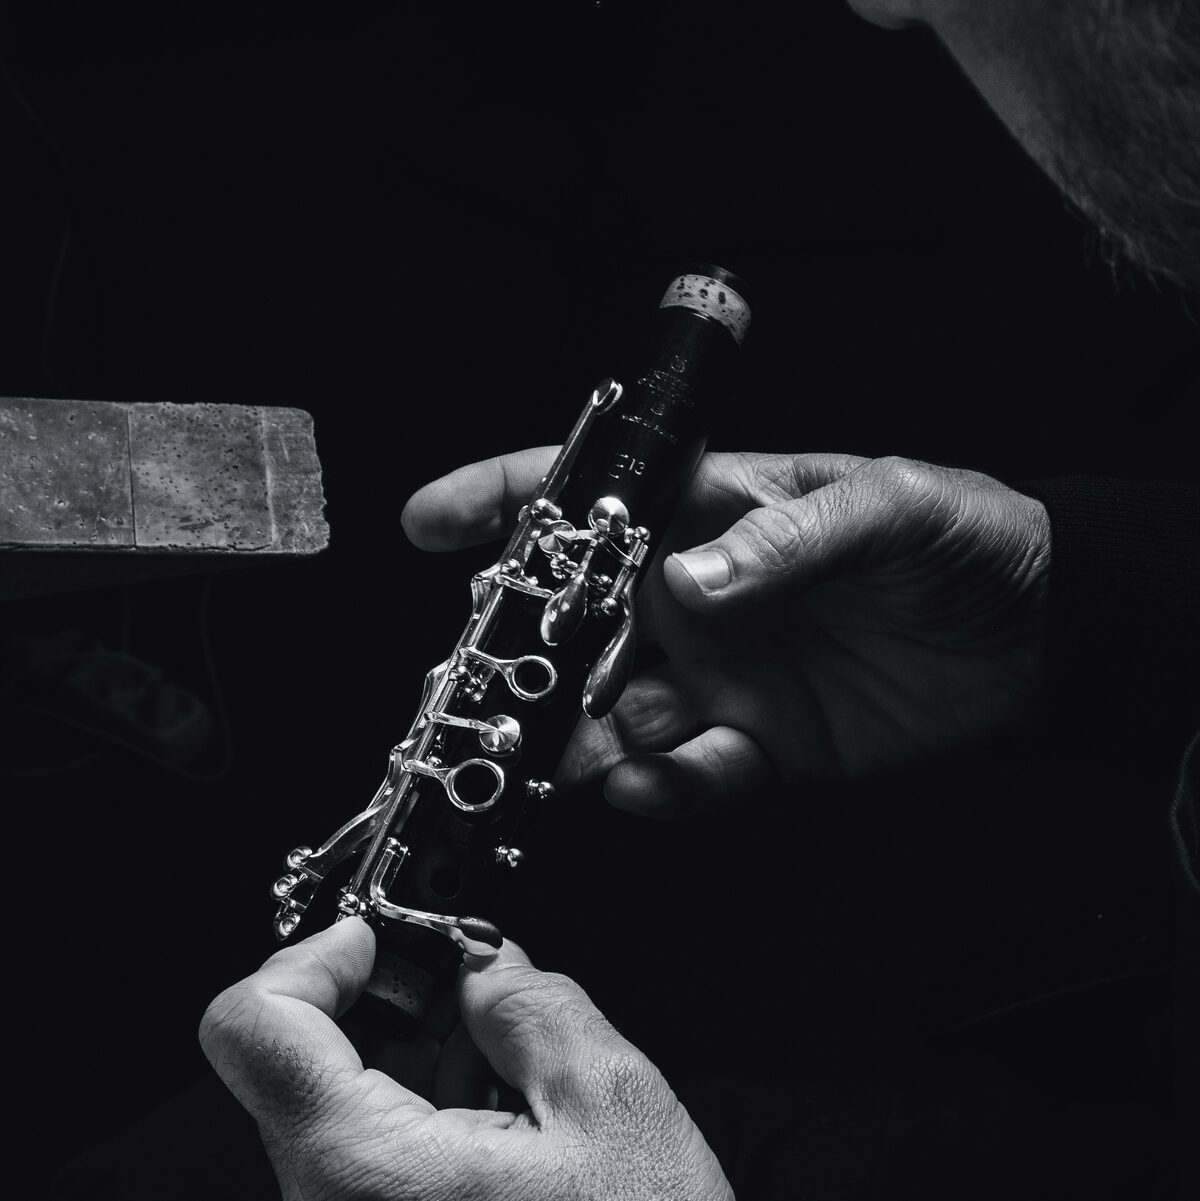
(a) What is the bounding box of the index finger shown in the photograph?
[198,918,434,1135]
[400,448,871,554]
[687,450,871,517]
[401,446,559,551]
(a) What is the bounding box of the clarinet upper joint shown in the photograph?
[268,251,750,959]
[270,377,638,948]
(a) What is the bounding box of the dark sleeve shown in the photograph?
[1014,477,1200,774]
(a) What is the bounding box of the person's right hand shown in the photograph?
[401,449,1051,816]
[199,919,733,1201]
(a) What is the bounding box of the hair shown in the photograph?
[1014,0,1200,294]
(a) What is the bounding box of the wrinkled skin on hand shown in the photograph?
[199,919,732,1201]
[401,450,1051,817]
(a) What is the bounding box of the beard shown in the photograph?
[1017,0,1200,294]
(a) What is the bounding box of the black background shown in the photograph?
[3,3,1195,1197]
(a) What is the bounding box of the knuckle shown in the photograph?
[202,992,330,1127]
[871,455,934,500]
[736,504,808,572]
[198,983,262,1058]
[539,1016,639,1099]
[563,714,621,784]
[542,978,618,1045]
[695,451,760,515]
[614,680,681,745]
[585,1048,662,1123]
[747,453,801,501]
[863,456,947,531]
[482,969,608,1059]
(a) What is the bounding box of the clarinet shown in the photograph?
[270,263,751,1039]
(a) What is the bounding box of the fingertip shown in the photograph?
[398,491,422,543]
[330,914,377,950]
[265,916,377,989]
[461,935,533,975]
[399,481,467,551]
[295,914,375,952]
[494,938,533,969]
[403,448,562,553]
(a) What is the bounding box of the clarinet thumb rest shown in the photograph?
[348,923,498,1035]
[342,945,524,1111]
[339,946,457,1092]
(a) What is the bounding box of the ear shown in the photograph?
[843,0,924,30]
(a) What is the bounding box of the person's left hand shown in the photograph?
[199,918,733,1201]
[401,446,1050,816]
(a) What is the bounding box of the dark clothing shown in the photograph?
[1018,477,1200,771]
[1035,477,1200,1194]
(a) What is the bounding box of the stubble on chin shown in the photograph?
[984,0,1200,294]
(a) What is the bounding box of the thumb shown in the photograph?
[663,455,933,611]
[457,941,647,1125]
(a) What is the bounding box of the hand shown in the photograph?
[199,918,733,1201]
[401,449,1051,815]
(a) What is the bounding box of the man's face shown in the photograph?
[846,1,1060,177]
[843,0,921,31]
[844,0,1200,293]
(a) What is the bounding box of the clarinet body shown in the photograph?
[270,264,751,1035]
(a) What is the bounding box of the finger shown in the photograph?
[607,666,701,753]
[457,939,646,1126]
[635,453,872,629]
[604,725,776,818]
[553,667,701,791]
[199,918,432,1133]
[553,711,623,791]
[401,448,867,553]
[400,446,559,551]
[687,450,870,519]
[663,455,933,612]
